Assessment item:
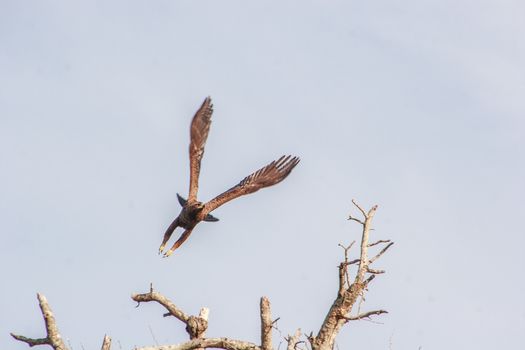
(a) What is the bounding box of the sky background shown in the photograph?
[1,1,524,349]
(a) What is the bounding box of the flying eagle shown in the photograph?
[159,97,300,257]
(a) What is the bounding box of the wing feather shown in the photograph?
[203,155,300,214]
[188,97,213,201]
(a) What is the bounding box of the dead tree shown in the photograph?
[11,200,393,350]
[307,200,393,350]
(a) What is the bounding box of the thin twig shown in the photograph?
[368,242,394,265]
[342,310,388,322]
[343,259,360,266]
[351,199,367,218]
[347,216,364,225]
[364,274,376,286]
[148,325,159,346]
[368,239,391,247]
[10,334,50,347]
[337,242,355,293]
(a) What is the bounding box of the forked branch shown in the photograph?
[11,294,67,350]
[11,294,110,350]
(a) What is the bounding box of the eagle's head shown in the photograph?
[194,202,205,210]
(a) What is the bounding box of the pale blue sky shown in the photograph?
[1,1,524,349]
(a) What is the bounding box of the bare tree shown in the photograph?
[11,200,393,350]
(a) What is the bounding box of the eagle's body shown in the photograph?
[159,97,299,257]
[173,203,203,230]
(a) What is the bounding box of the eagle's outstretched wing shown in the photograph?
[203,155,300,214]
[188,97,213,202]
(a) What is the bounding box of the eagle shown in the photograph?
[159,97,300,257]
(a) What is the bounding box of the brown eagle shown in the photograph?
[159,97,299,257]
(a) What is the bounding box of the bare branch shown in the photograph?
[38,294,67,350]
[342,310,388,322]
[135,338,260,350]
[101,335,111,350]
[11,294,68,350]
[368,242,394,265]
[130,287,264,350]
[368,239,391,247]
[366,268,385,274]
[355,203,378,284]
[132,288,190,323]
[10,334,50,347]
[351,199,367,218]
[337,242,355,294]
[347,216,364,225]
[337,242,355,254]
[260,297,273,350]
[364,274,376,286]
[344,259,360,266]
[132,287,208,340]
[285,329,302,350]
[338,262,346,296]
